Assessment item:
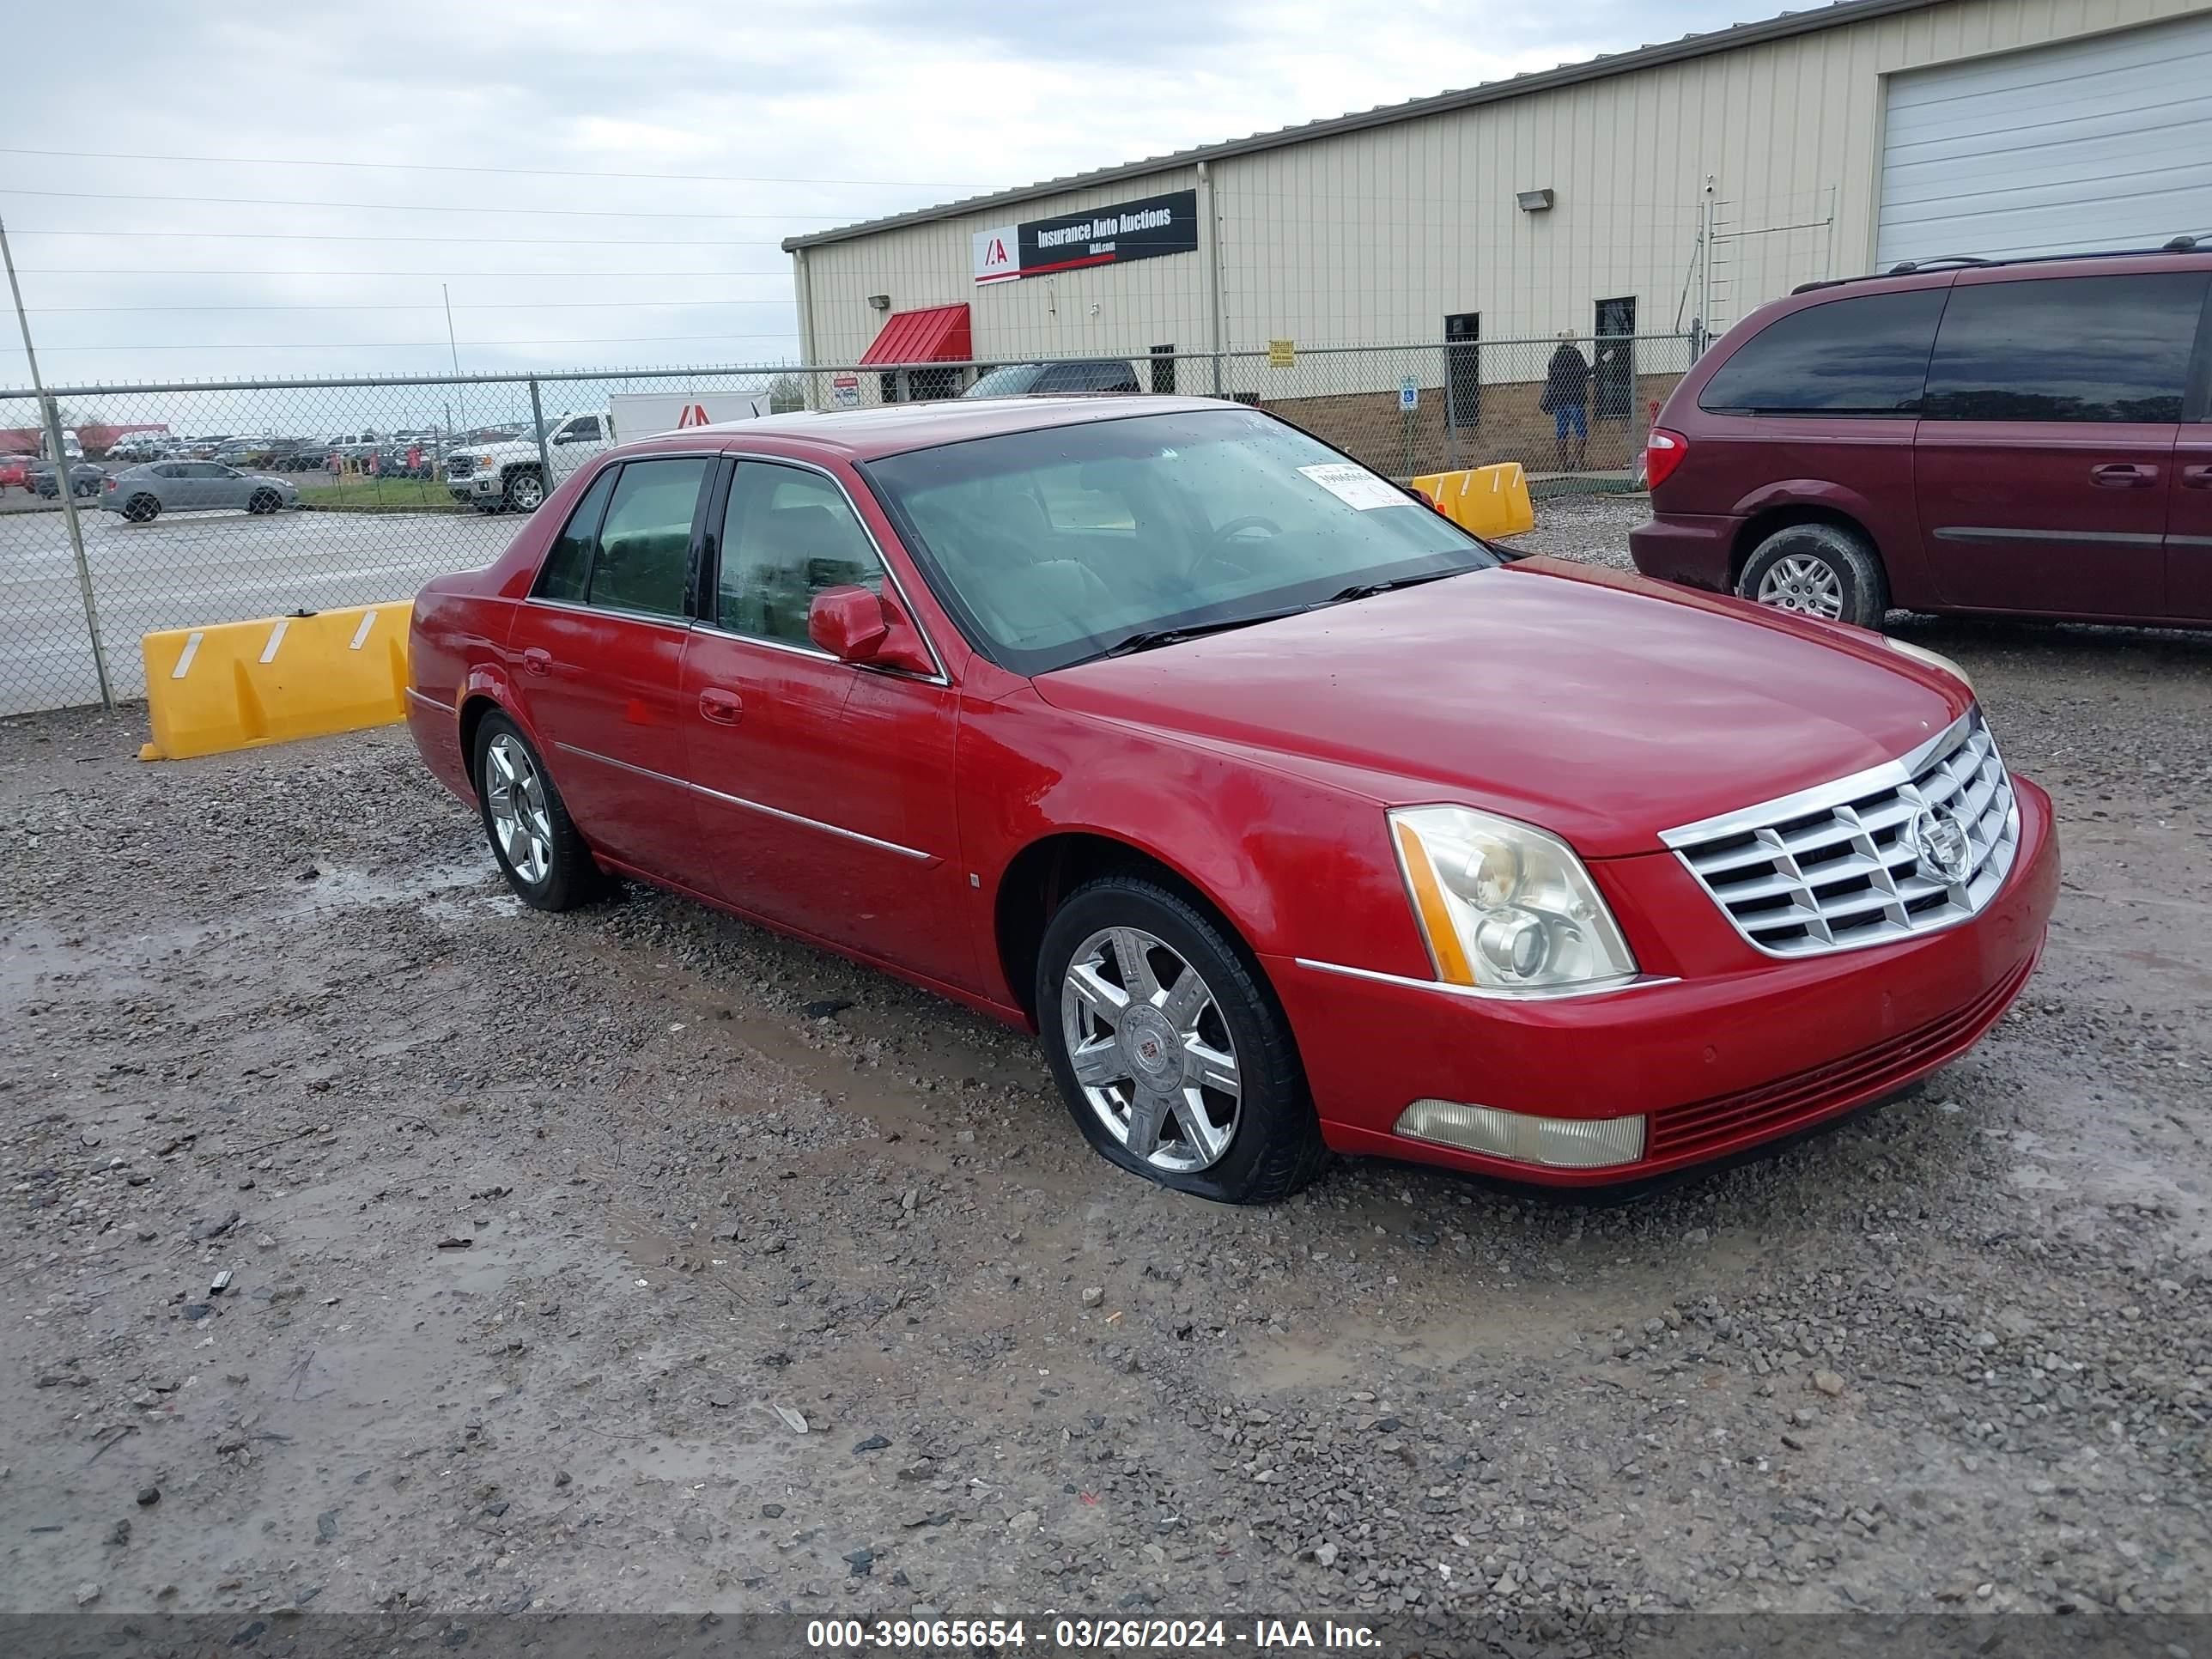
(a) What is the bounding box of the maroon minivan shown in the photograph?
[1631,245,2212,630]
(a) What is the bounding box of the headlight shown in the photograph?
[1389,805,1638,996]
[1886,637,1973,697]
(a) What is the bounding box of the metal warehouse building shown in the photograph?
[783,0,2212,472]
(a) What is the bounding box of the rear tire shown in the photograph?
[471,712,604,912]
[123,495,161,523]
[1737,521,1888,629]
[247,489,281,515]
[1036,875,1327,1204]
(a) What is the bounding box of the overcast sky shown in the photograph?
[2,0,1759,390]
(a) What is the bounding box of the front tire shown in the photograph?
[471,713,603,911]
[1036,875,1326,1204]
[502,469,545,513]
[247,489,281,515]
[1737,521,1888,629]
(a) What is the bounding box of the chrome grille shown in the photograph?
[444,455,476,479]
[1660,709,2019,959]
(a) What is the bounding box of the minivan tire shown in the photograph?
[1736,521,1888,630]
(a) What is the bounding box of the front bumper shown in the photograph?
[1266,777,2058,1186]
[449,469,505,501]
[1628,511,1741,592]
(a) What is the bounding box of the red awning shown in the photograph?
[857,302,972,367]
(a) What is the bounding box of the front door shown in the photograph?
[507,455,712,879]
[679,457,974,992]
[1915,270,2204,619]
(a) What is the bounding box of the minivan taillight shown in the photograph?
[1644,428,1688,492]
[104,477,116,491]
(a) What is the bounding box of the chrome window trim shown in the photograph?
[1292,957,1679,1002]
[550,740,936,864]
[712,449,951,684]
[520,596,692,630]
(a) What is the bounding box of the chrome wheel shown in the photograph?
[483,732,553,885]
[507,471,544,511]
[1756,552,1845,619]
[1060,926,1241,1174]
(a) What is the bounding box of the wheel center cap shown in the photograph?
[1118,1006,1181,1085]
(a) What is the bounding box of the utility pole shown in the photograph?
[1,215,112,711]
[444,283,466,429]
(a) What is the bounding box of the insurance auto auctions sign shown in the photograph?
[972,188,1198,285]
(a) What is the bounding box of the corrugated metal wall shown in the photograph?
[797,0,2212,366]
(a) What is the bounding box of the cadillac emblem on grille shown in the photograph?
[1909,805,1972,884]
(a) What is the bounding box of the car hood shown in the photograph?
[1030,559,1972,858]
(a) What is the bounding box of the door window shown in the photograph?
[556,416,603,444]
[1921,273,2208,422]
[532,465,617,603]
[716,464,886,646]
[586,459,710,617]
[1594,296,1636,421]
[1150,345,1176,395]
[1698,289,1947,415]
[1444,312,1480,428]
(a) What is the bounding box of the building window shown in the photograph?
[1594,297,1636,421]
[1150,345,1176,395]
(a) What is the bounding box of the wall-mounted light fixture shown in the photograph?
[1516,188,1556,212]
[867,294,891,311]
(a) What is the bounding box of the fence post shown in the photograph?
[527,376,554,506]
[41,392,113,711]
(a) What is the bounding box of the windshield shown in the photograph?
[963,364,1044,398]
[861,407,1498,676]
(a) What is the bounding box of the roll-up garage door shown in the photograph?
[1877,11,2212,270]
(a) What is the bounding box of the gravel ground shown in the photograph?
[4,496,2209,1640]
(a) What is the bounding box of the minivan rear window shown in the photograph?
[1698,289,1946,416]
[1920,273,2209,423]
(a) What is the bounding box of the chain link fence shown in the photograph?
[0,333,1689,716]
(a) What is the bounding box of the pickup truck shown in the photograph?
[443,411,609,514]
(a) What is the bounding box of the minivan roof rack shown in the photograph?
[1791,239,2209,295]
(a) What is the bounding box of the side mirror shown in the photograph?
[806,584,934,675]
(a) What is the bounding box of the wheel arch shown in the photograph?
[1729,501,1874,589]
[994,830,1257,1027]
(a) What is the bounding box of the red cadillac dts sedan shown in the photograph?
[404,396,2057,1203]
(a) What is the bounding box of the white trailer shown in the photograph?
[606,392,771,442]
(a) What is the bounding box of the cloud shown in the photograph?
[0,0,1753,391]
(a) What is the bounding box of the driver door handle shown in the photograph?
[698,687,743,726]
[2182,464,2212,490]
[2090,462,2158,488]
[520,647,552,677]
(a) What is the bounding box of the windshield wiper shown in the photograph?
[1323,568,1470,604]
[1094,604,1315,659]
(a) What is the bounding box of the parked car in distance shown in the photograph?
[30,459,107,499]
[279,441,335,471]
[963,360,1144,398]
[0,454,31,493]
[404,395,2057,1203]
[1632,242,2212,629]
[105,434,169,464]
[100,460,300,522]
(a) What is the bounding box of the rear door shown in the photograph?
[1915,270,2206,619]
[2165,284,2212,623]
[678,457,975,990]
[507,455,713,879]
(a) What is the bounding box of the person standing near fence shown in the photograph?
[1540,330,1591,474]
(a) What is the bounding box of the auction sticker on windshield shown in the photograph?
[1298,462,1413,510]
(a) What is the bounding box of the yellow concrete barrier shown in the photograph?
[138,601,412,762]
[1410,461,1535,538]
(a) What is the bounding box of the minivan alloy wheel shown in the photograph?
[483,733,553,885]
[1060,926,1242,1173]
[1756,552,1846,619]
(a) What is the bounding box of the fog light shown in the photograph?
[1395,1098,1645,1169]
